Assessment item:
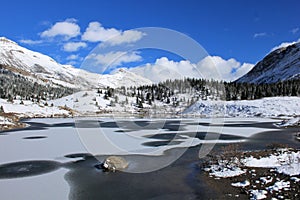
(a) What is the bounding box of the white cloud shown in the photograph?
[291,27,299,34]
[130,57,198,83]
[41,18,80,39]
[102,30,145,46]
[87,51,142,68]
[271,38,300,52]
[197,56,254,81]
[82,22,120,42]
[234,63,255,80]
[82,21,144,45]
[253,32,267,38]
[19,39,43,45]
[129,56,254,83]
[63,42,87,52]
[66,54,79,60]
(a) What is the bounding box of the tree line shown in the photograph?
[106,77,300,108]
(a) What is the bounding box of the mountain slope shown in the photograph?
[0,37,93,89]
[101,68,152,88]
[236,42,300,84]
[0,37,151,89]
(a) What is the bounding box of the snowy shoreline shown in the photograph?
[203,147,300,199]
[1,112,299,134]
[1,96,300,132]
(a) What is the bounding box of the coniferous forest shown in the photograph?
[0,65,74,102]
[118,78,300,106]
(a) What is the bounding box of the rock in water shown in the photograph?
[102,156,128,172]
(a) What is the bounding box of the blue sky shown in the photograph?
[0,0,300,80]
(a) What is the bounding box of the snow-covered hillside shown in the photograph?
[0,37,94,89]
[236,42,300,84]
[50,89,157,116]
[183,96,300,117]
[100,68,152,88]
[0,98,69,118]
[1,85,299,119]
[0,37,151,89]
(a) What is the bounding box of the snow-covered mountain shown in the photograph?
[100,68,152,88]
[236,42,300,84]
[0,37,151,89]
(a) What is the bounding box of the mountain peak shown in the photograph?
[0,37,18,46]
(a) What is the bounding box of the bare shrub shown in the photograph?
[220,144,242,167]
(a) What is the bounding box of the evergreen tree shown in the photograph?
[0,106,4,113]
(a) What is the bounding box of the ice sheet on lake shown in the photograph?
[0,117,281,199]
[0,169,69,200]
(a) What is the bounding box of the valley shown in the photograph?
[0,34,299,200]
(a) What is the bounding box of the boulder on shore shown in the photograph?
[98,156,128,172]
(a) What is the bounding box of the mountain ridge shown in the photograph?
[236,42,300,84]
[0,37,152,89]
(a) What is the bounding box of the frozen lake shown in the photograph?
[0,117,298,199]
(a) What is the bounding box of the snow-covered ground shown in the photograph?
[1,88,299,120]
[250,190,268,200]
[205,148,300,199]
[0,98,69,118]
[206,148,300,178]
[205,164,246,178]
[243,149,300,176]
[0,116,13,125]
[184,96,300,117]
[0,115,23,130]
[50,90,136,115]
[231,180,250,187]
